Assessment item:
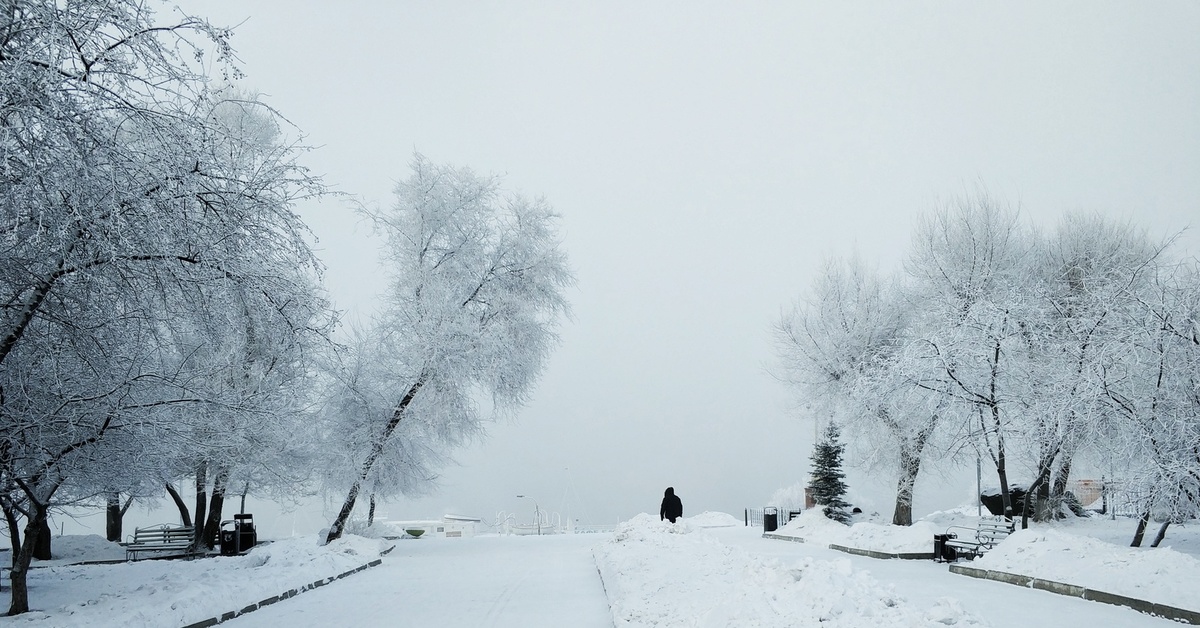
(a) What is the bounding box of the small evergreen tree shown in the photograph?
[808,423,852,523]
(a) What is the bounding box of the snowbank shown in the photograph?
[594,513,984,627]
[688,511,741,528]
[8,534,391,627]
[974,528,1200,612]
[774,509,940,554]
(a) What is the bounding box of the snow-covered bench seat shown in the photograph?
[942,517,1015,560]
[125,524,195,560]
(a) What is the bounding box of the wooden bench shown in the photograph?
[942,517,1015,560]
[125,524,195,560]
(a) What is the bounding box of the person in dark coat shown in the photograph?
[660,487,683,523]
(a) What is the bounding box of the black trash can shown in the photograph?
[763,507,779,533]
[234,513,257,551]
[933,533,957,562]
[219,520,239,556]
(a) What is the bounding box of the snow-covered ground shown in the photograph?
[2,509,1195,627]
[774,506,1200,614]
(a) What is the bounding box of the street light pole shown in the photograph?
[516,495,541,535]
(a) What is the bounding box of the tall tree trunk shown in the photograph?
[891,444,922,526]
[368,494,377,527]
[6,502,47,615]
[2,500,21,567]
[165,483,192,527]
[993,411,1014,518]
[192,461,208,550]
[1150,521,1170,548]
[106,492,122,542]
[33,518,51,560]
[240,482,249,514]
[326,377,425,545]
[1051,451,1074,500]
[201,468,229,550]
[1131,509,1151,547]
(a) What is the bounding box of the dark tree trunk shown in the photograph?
[7,502,48,615]
[2,500,21,568]
[106,492,122,542]
[33,519,51,560]
[1150,520,1170,548]
[201,468,229,550]
[240,482,249,514]
[326,377,425,545]
[166,483,192,527]
[192,461,208,550]
[1131,510,1151,547]
[368,494,377,527]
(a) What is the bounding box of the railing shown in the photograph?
[745,507,803,528]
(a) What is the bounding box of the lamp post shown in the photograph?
[516,495,541,535]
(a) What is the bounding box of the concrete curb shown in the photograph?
[949,563,1200,625]
[827,544,935,560]
[761,532,805,543]
[178,544,396,628]
[762,533,932,560]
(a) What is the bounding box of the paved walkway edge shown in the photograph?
[948,563,1200,625]
[762,533,933,559]
[178,544,397,628]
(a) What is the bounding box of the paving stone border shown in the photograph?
[762,533,933,560]
[761,532,806,544]
[827,544,934,560]
[178,544,396,628]
[949,563,1200,625]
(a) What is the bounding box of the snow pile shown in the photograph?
[688,511,741,528]
[775,509,940,553]
[975,528,1200,611]
[41,535,127,565]
[594,513,985,627]
[9,534,391,627]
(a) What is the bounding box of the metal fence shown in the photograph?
[744,507,803,528]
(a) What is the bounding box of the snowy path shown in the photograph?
[711,527,1179,628]
[223,533,612,627]
[217,527,1182,627]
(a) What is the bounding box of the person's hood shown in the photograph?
[664,487,674,497]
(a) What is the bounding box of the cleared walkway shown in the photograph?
[224,533,612,628]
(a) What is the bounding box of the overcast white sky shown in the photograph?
[188,1,1198,532]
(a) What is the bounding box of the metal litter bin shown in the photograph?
[763,506,779,533]
[933,533,957,562]
[219,514,257,555]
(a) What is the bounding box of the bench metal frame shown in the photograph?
[943,517,1015,560]
[125,524,195,560]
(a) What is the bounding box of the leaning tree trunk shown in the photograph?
[165,483,193,527]
[1150,521,1170,548]
[326,377,424,545]
[368,494,377,527]
[201,468,230,550]
[192,461,208,550]
[1131,509,1151,547]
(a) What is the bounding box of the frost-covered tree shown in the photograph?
[1019,214,1159,522]
[323,154,573,544]
[776,256,938,525]
[904,193,1037,518]
[0,1,327,614]
[808,423,851,523]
